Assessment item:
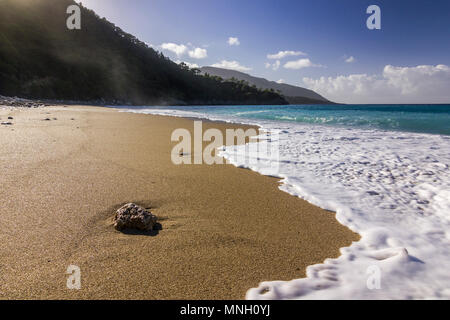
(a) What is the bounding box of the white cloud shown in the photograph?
[160,43,188,57]
[345,56,356,63]
[284,58,322,70]
[188,47,208,59]
[276,79,286,84]
[211,60,252,72]
[160,43,207,59]
[303,64,450,104]
[267,50,307,60]
[175,60,199,69]
[228,37,240,46]
[265,60,280,71]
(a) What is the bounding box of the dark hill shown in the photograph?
[200,66,333,104]
[0,0,287,105]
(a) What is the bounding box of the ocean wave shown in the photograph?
[121,106,450,300]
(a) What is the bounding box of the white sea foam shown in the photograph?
[123,107,450,299]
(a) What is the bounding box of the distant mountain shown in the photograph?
[200,66,332,104]
[0,0,286,106]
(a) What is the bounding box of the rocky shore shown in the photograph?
[0,95,53,108]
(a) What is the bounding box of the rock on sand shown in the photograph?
[113,203,157,231]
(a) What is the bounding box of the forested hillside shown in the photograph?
[0,0,287,105]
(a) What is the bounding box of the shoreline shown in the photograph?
[0,105,359,299]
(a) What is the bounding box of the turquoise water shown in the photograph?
[126,104,450,135]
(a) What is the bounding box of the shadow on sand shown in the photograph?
[119,222,163,237]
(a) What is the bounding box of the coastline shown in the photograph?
[0,105,358,299]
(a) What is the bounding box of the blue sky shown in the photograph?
[80,0,450,103]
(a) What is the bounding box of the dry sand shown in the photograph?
[0,105,359,299]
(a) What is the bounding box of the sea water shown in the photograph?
[120,104,450,299]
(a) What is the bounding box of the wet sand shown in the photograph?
[0,105,359,299]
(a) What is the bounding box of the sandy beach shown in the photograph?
[0,105,358,299]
